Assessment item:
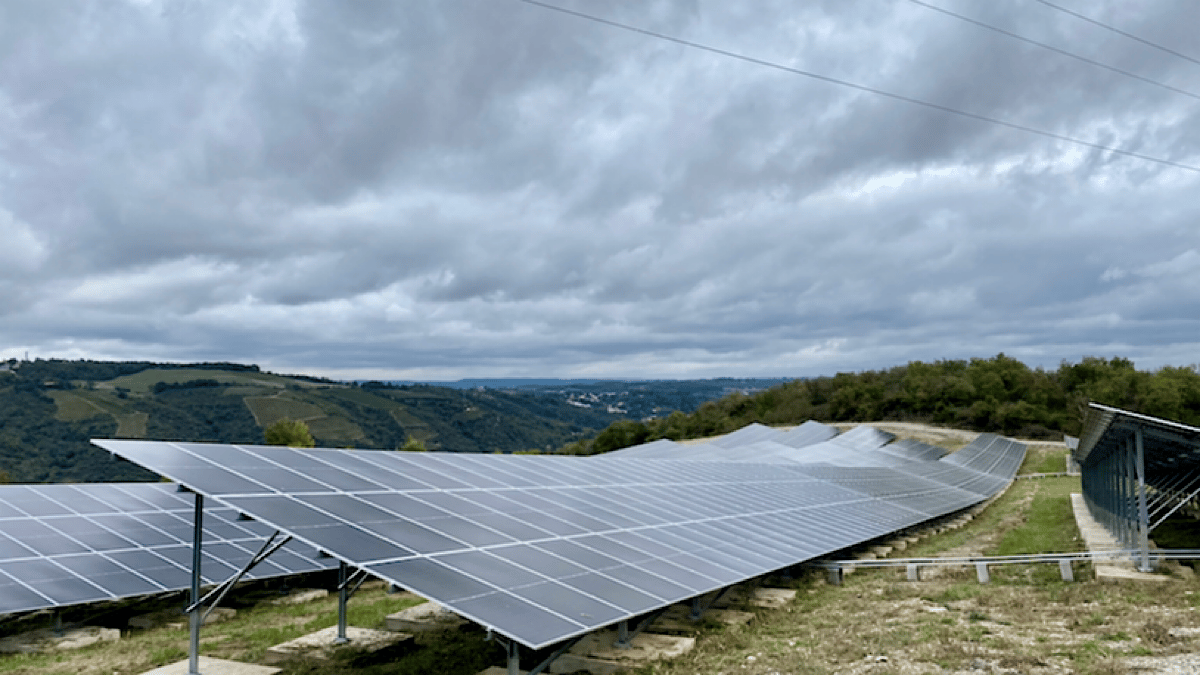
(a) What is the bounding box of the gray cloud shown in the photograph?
[2,0,1199,379]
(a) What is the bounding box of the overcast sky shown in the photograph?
[2,1,1199,381]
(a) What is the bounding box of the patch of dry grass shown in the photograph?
[633,477,1200,675]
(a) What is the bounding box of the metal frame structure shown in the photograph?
[1074,403,1200,572]
[94,430,1024,670]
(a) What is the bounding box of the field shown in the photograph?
[102,369,301,395]
[3,438,1199,675]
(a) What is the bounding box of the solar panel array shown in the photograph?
[1074,403,1200,557]
[94,432,1025,649]
[0,482,335,616]
[608,422,949,467]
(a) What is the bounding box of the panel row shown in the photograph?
[94,435,1025,648]
[0,482,334,615]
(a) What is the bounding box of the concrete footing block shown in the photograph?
[478,667,528,675]
[263,625,413,664]
[650,604,754,634]
[1059,560,1075,582]
[385,602,468,633]
[1094,565,1170,583]
[975,563,990,584]
[711,586,796,609]
[138,656,280,675]
[0,625,120,653]
[548,653,624,675]
[548,630,694,674]
[906,564,922,582]
[748,587,796,608]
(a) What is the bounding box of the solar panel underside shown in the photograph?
[94,433,1025,649]
[0,483,335,616]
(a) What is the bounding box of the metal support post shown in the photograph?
[1059,559,1074,582]
[1135,426,1151,572]
[189,492,204,675]
[1124,438,1136,548]
[336,561,350,644]
[615,619,629,649]
[528,635,584,675]
[690,586,732,620]
[975,562,990,584]
[507,639,520,675]
[827,566,843,586]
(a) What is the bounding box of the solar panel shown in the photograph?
[93,434,1025,649]
[0,482,336,616]
[606,421,843,463]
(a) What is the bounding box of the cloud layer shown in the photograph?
[3,0,1199,379]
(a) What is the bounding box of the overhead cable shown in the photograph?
[907,0,1200,101]
[1031,0,1200,68]
[513,0,1200,174]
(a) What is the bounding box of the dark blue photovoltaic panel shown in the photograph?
[92,427,1025,649]
[0,482,338,616]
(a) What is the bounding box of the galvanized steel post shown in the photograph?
[1135,425,1151,571]
[507,639,520,675]
[189,492,204,675]
[336,561,349,644]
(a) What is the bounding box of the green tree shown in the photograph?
[592,420,650,454]
[263,419,315,447]
[400,436,428,452]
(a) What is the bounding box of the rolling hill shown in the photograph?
[0,359,626,483]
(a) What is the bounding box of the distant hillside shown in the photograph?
[384,378,791,419]
[386,378,613,389]
[512,378,792,418]
[0,360,627,483]
[567,355,1200,455]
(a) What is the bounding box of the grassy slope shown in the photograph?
[5,366,623,482]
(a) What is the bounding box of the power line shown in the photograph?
[513,0,1200,174]
[907,0,1200,101]
[1031,0,1200,68]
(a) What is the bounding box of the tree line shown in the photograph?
[561,355,1200,455]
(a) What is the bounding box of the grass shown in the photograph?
[244,396,328,426]
[992,477,1083,556]
[106,369,293,395]
[633,474,1199,675]
[1017,443,1070,475]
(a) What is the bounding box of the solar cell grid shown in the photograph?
[88,430,1026,649]
[0,481,340,617]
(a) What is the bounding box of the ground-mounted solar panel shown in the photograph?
[828,425,897,450]
[773,420,840,448]
[0,482,337,617]
[94,433,1025,650]
[879,438,950,462]
[608,421,852,465]
[703,422,783,448]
